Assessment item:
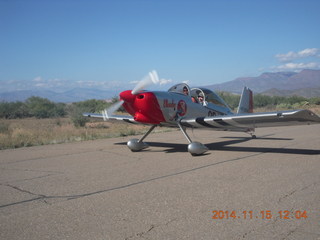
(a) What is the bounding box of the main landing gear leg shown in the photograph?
[177,122,208,156]
[127,125,157,152]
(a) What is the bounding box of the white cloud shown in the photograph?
[34,83,47,87]
[270,48,320,72]
[33,76,43,82]
[1,72,172,93]
[274,62,320,71]
[275,48,319,62]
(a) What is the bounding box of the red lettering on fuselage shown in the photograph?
[163,99,176,108]
[177,100,187,116]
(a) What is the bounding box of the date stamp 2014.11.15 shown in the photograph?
[211,210,308,220]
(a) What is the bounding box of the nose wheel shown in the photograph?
[127,125,156,152]
[127,139,149,151]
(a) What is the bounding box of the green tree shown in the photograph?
[0,101,30,119]
[67,99,109,127]
[218,91,240,110]
[26,96,66,118]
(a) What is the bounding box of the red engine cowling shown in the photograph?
[120,90,165,124]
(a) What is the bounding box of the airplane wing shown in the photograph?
[180,109,320,131]
[83,112,137,124]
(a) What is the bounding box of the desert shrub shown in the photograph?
[0,122,10,134]
[309,97,320,105]
[218,92,240,110]
[69,107,89,127]
[276,103,293,109]
[254,94,275,108]
[284,96,307,105]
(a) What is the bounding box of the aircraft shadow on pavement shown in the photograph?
[115,136,320,155]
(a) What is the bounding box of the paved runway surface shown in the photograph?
[1,124,320,240]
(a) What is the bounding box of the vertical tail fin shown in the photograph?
[237,87,253,114]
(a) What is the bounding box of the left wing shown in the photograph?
[180,109,320,131]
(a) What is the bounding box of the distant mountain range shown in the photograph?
[261,87,320,98]
[1,69,320,102]
[205,69,320,97]
[0,88,117,103]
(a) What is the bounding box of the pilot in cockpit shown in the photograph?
[183,86,189,95]
[198,92,204,104]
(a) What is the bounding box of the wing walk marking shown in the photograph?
[211,118,248,128]
[195,117,221,128]
[182,117,251,129]
[214,119,231,126]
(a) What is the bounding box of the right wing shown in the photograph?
[181,109,320,130]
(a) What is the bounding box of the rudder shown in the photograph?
[237,87,253,114]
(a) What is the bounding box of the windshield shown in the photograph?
[193,88,230,108]
[168,83,191,96]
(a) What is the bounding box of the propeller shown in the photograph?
[102,70,164,119]
[131,70,159,95]
[102,100,124,120]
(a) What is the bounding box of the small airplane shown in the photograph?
[84,70,320,155]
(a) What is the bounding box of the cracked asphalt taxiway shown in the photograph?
[1,124,320,239]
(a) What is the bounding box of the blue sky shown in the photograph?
[1,0,320,93]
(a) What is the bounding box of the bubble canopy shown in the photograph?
[168,83,230,110]
[167,83,191,96]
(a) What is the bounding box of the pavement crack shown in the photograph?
[4,183,46,198]
[1,151,300,210]
[0,150,101,165]
[2,173,55,184]
[1,152,265,209]
[241,229,254,239]
[281,226,299,240]
[0,183,50,208]
[278,181,319,203]
[64,153,264,201]
[136,224,155,238]
[125,218,177,239]
[0,197,45,208]
[1,167,64,174]
[278,189,297,203]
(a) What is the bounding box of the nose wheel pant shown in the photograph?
[127,125,156,152]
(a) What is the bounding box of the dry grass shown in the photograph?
[0,118,169,150]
